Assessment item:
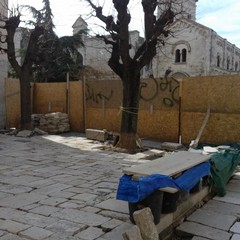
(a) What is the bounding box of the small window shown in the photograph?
[217,55,221,67]
[182,49,187,62]
[175,49,181,63]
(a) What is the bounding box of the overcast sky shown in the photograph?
[8,0,240,48]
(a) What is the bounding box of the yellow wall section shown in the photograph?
[5,75,240,145]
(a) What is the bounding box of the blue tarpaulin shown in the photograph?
[116,161,210,203]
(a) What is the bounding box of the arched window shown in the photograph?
[227,57,230,70]
[182,49,187,62]
[235,62,239,71]
[217,55,221,67]
[175,49,181,63]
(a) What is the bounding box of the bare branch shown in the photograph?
[5,15,22,76]
[133,3,174,70]
[85,0,119,32]
[96,34,115,46]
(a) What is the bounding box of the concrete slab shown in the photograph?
[176,221,232,240]
[214,191,240,205]
[187,208,237,231]
[202,200,240,216]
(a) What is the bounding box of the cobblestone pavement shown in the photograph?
[0,132,142,240]
[1,132,240,240]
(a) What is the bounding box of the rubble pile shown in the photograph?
[37,112,70,134]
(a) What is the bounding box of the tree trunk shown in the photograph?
[117,74,141,153]
[19,68,32,130]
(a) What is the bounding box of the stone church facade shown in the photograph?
[152,0,240,79]
[73,0,240,80]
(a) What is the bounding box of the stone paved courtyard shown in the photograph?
[0,132,140,240]
[1,132,240,240]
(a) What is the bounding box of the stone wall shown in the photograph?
[33,112,70,134]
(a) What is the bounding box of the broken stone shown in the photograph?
[133,208,158,240]
[123,225,143,240]
[86,129,108,142]
[161,142,183,151]
[16,130,33,138]
[34,128,48,136]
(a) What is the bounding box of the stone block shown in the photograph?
[0,219,30,234]
[133,208,158,240]
[19,226,53,240]
[230,222,240,234]
[16,130,33,137]
[202,200,240,216]
[122,225,143,240]
[103,222,133,240]
[161,142,183,150]
[232,234,240,240]
[96,199,129,214]
[187,208,237,231]
[75,226,104,240]
[86,129,108,142]
[176,221,232,240]
[214,191,240,205]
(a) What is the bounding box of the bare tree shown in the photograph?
[0,0,52,129]
[85,0,178,152]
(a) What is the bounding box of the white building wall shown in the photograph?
[152,18,240,79]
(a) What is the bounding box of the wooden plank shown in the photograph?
[123,151,210,177]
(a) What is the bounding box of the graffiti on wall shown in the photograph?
[86,77,179,108]
[140,77,179,107]
[86,83,113,104]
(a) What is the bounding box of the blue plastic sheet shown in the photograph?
[116,161,210,203]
